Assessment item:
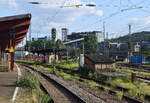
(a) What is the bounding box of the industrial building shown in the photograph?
[62,28,68,41]
[67,31,103,43]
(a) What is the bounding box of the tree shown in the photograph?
[84,34,99,54]
[25,40,52,53]
[67,47,81,59]
[142,47,150,57]
[56,39,65,49]
[15,46,24,51]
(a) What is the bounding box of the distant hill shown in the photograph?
[110,31,150,43]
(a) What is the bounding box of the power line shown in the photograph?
[36,0,67,35]
[74,11,122,31]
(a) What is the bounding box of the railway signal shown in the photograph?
[51,28,57,41]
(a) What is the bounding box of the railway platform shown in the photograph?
[0,65,18,103]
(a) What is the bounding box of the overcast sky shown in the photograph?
[0,0,150,40]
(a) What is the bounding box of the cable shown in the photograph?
[36,0,67,35]
[74,11,122,32]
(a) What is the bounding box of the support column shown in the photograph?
[9,52,14,71]
[9,28,16,72]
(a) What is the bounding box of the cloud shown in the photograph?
[91,9,103,16]
[0,0,103,39]
[128,16,150,32]
[129,16,150,26]
[0,0,19,9]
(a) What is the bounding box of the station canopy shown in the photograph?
[0,14,31,51]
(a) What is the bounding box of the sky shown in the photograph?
[0,0,150,40]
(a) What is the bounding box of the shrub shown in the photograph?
[16,73,40,89]
[116,92,123,100]
[38,90,51,103]
[128,83,150,101]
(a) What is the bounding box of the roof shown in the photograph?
[63,38,84,45]
[85,54,115,64]
[0,14,31,50]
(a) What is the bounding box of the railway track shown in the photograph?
[116,65,150,82]
[19,63,149,103]
[20,64,106,103]
[117,65,150,73]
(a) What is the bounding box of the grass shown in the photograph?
[16,59,150,101]
[55,70,80,81]
[84,80,100,88]
[33,64,80,81]
[116,68,150,76]
[49,60,79,70]
[16,72,51,103]
[34,65,54,73]
[142,65,150,68]
[16,73,40,89]
[15,59,35,64]
[108,77,150,101]
[128,83,150,101]
[108,77,136,89]
[116,91,123,100]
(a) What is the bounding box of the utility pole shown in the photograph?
[103,22,106,41]
[128,24,132,63]
[103,22,106,56]
[29,24,32,41]
[106,32,109,57]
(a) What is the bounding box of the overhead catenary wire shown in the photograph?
[74,11,122,32]
[74,0,149,32]
[36,0,67,35]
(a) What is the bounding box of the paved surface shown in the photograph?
[0,66,18,103]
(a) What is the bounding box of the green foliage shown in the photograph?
[50,59,79,69]
[128,83,150,96]
[84,81,100,88]
[56,39,65,49]
[116,68,150,76]
[84,34,99,54]
[142,47,150,56]
[66,46,81,58]
[110,31,150,43]
[36,65,53,73]
[16,71,51,103]
[116,91,123,100]
[25,39,65,54]
[78,67,88,76]
[16,73,40,89]
[38,90,51,103]
[15,59,43,65]
[15,46,24,51]
[108,77,136,89]
[55,70,80,81]
[128,83,150,101]
[88,72,98,79]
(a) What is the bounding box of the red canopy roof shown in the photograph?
[0,14,31,50]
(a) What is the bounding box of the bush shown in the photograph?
[16,73,40,89]
[108,77,135,89]
[116,92,123,100]
[128,83,150,101]
[38,90,51,103]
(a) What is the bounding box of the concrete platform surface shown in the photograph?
[0,66,18,103]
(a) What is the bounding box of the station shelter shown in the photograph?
[0,14,31,72]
